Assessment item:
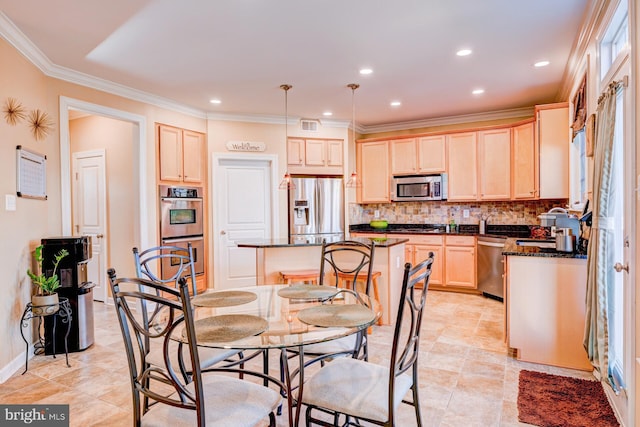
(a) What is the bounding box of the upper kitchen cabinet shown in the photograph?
[390,136,446,175]
[357,140,390,203]
[157,124,205,184]
[537,103,569,199]
[418,135,447,173]
[287,137,343,175]
[478,128,511,200]
[446,132,477,201]
[511,121,538,199]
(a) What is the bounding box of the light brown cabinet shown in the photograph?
[390,136,446,175]
[537,103,569,199]
[444,235,476,289]
[287,138,343,175]
[511,121,538,199]
[357,141,390,203]
[417,135,446,173]
[158,124,204,184]
[446,132,477,201]
[387,234,443,286]
[478,128,511,200]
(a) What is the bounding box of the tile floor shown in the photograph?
[1,290,595,426]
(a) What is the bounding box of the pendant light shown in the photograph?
[345,83,361,188]
[278,84,295,190]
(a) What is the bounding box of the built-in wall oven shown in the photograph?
[159,185,204,277]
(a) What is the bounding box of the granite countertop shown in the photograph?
[235,236,409,248]
[502,238,587,259]
[350,223,533,239]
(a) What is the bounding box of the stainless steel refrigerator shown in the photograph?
[289,177,344,243]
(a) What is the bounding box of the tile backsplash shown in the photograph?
[350,199,568,226]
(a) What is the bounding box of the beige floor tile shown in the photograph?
[2,291,597,427]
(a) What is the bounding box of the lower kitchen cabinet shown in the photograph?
[506,255,590,370]
[387,234,443,287]
[444,235,476,289]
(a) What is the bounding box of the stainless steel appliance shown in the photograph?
[42,236,95,353]
[159,185,205,279]
[289,177,344,242]
[159,185,204,238]
[477,235,506,301]
[391,174,448,201]
[160,235,205,276]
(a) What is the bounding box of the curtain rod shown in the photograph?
[597,75,628,105]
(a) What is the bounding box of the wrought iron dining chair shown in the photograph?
[307,239,376,360]
[281,240,376,400]
[107,268,283,427]
[302,253,435,427]
[132,245,245,391]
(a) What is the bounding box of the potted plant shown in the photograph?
[27,245,69,315]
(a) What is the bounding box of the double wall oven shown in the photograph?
[159,185,204,279]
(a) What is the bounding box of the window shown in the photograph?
[600,1,629,79]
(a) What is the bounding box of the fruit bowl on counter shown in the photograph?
[369,219,389,229]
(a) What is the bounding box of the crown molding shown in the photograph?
[0,12,207,119]
[559,0,609,100]
[207,112,350,129]
[360,106,534,134]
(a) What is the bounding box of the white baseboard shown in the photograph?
[0,346,34,384]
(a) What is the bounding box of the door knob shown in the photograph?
[613,262,629,273]
[220,230,226,235]
[96,234,104,239]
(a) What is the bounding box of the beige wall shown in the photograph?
[69,115,137,279]
[0,36,208,378]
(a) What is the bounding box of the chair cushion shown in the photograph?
[146,341,240,372]
[142,374,281,427]
[302,357,413,423]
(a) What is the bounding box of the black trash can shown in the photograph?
[41,236,95,354]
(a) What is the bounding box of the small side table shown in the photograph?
[20,297,72,374]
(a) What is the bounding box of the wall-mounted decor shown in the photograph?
[28,109,53,141]
[3,97,26,125]
[16,145,47,200]
[585,113,595,157]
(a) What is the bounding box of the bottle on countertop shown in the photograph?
[449,217,457,233]
[479,219,486,234]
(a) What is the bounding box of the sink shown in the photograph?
[515,239,556,248]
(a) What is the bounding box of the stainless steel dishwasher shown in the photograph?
[477,236,507,301]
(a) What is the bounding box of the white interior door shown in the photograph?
[214,155,276,289]
[72,150,107,302]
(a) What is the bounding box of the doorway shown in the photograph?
[212,153,279,289]
[59,97,151,301]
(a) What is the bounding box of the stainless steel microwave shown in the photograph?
[391,174,448,201]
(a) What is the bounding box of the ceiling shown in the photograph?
[0,0,591,131]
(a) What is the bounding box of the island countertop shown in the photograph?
[235,236,409,249]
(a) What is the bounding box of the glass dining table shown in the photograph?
[184,284,381,427]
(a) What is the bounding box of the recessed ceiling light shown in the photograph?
[534,60,550,67]
[323,111,333,116]
[472,89,485,95]
[209,99,221,104]
[390,101,401,107]
[456,49,472,56]
[359,68,373,75]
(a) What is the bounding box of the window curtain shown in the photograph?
[571,75,587,139]
[583,81,622,391]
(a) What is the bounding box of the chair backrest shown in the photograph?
[318,239,375,294]
[107,268,206,425]
[133,243,197,295]
[388,253,434,418]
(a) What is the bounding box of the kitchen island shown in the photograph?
[235,237,408,325]
[503,238,590,370]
